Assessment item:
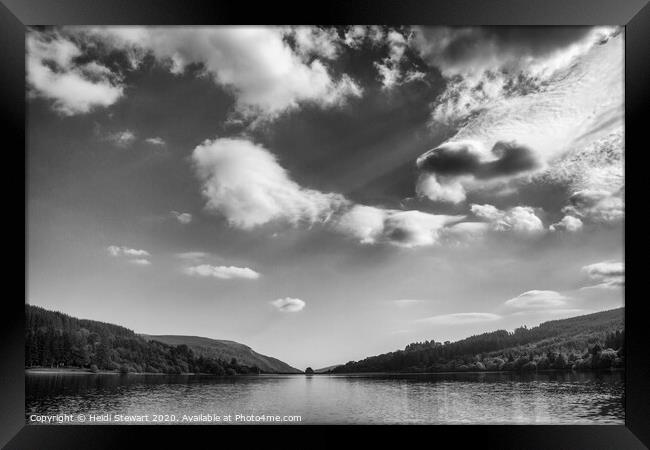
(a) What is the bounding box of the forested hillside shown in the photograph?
[331,308,624,374]
[141,335,301,374]
[25,305,293,374]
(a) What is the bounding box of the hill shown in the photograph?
[25,304,300,374]
[331,308,624,374]
[314,364,342,373]
[141,335,301,374]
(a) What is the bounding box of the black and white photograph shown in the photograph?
[25,25,625,425]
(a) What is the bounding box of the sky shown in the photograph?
[27,26,624,370]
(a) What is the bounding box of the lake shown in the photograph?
[26,371,624,425]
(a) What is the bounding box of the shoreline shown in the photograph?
[25,368,303,376]
[26,367,623,376]
[26,368,186,375]
[323,369,625,375]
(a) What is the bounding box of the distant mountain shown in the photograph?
[314,365,342,373]
[25,304,299,374]
[141,335,302,374]
[331,308,624,374]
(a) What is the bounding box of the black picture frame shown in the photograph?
[2,0,648,448]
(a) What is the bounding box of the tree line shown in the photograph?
[331,309,624,374]
[25,305,260,375]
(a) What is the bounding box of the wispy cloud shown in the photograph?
[130,258,151,266]
[510,308,586,317]
[417,312,501,325]
[107,245,150,257]
[107,245,151,265]
[412,29,623,231]
[184,264,260,280]
[271,297,306,312]
[104,129,136,148]
[581,260,624,289]
[145,137,166,146]
[171,210,192,224]
[176,251,210,262]
[504,290,570,309]
[393,299,427,307]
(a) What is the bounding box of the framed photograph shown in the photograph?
[2,0,648,447]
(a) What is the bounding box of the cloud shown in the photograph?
[192,138,347,229]
[374,30,408,89]
[191,137,465,248]
[130,258,151,266]
[343,26,368,48]
[418,312,501,325]
[271,297,306,312]
[416,140,540,202]
[581,261,624,289]
[562,189,623,224]
[107,245,150,257]
[470,204,544,233]
[121,248,150,257]
[546,132,624,225]
[412,30,623,223]
[145,137,166,146]
[107,245,151,265]
[412,26,618,125]
[289,26,341,60]
[414,27,608,76]
[369,29,426,89]
[27,30,124,115]
[549,215,583,232]
[342,25,391,49]
[189,137,534,248]
[104,130,136,148]
[82,26,361,119]
[418,141,540,179]
[176,251,210,262]
[504,290,570,308]
[335,205,464,248]
[415,174,467,203]
[510,308,586,317]
[334,205,385,244]
[440,221,491,243]
[393,299,427,307]
[382,210,465,247]
[184,264,260,280]
[171,211,192,224]
[106,245,121,257]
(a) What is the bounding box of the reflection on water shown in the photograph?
[26,371,624,424]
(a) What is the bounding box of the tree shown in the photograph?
[305,367,314,374]
[94,341,110,369]
[551,353,567,370]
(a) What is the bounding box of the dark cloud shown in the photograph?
[417,140,540,180]
[474,27,593,57]
[416,27,597,70]
[481,142,540,179]
[417,144,481,176]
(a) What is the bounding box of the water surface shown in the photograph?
[26,371,624,424]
